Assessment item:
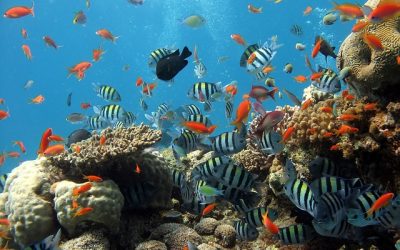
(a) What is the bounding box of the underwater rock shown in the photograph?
[164,225,202,249]
[135,240,167,250]
[149,223,183,240]
[53,180,124,235]
[197,243,218,250]
[337,0,400,101]
[232,148,271,180]
[59,229,110,250]
[214,224,236,248]
[194,218,220,235]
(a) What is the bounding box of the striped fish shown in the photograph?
[245,207,278,227]
[225,100,233,119]
[246,38,281,73]
[185,114,212,127]
[240,44,260,68]
[259,130,283,155]
[139,98,148,111]
[123,111,136,126]
[284,178,316,216]
[171,169,185,187]
[204,100,212,113]
[86,115,109,130]
[157,103,170,116]
[346,191,383,227]
[311,67,341,94]
[310,177,356,201]
[187,82,222,103]
[233,198,253,214]
[0,174,8,193]
[313,192,346,231]
[216,182,246,202]
[290,24,303,36]
[255,71,270,81]
[182,196,208,215]
[172,129,199,156]
[94,104,127,123]
[212,161,257,191]
[210,125,247,156]
[148,48,174,67]
[312,219,358,240]
[191,156,231,181]
[376,195,400,229]
[92,83,121,102]
[120,182,155,209]
[113,121,125,129]
[278,224,316,245]
[309,157,337,179]
[184,104,201,116]
[195,180,216,204]
[234,220,259,241]
[180,179,194,204]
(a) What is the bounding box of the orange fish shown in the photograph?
[182,121,217,134]
[323,132,334,138]
[366,192,395,217]
[92,47,105,62]
[22,44,32,60]
[262,66,274,74]
[345,94,355,101]
[230,34,246,46]
[397,55,400,65]
[282,127,295,143]
[337,125,359,135]
[303,6,313,15]
[248,4,263,14]
[247,53,257,64]
[71,199,79,210]
[3,3,34,18]
[73,145,81,154]
[95,29,119,43]
[0,110,9,120]
[43,144,65,156]
[48,135,64,142]
[0,153,5,166]
[72,182,92,196]
[68,61,92,80]
[83,175,103,182]
[38,128,52,155]
[311,38,323,58]
[262,211,279,234]
[332,2,364,18]
[364,102,378,111]
[21,28,28,39]
[135,163,141,174]
[330,144,341,151]
[338,114,359,121]
[352,20,369,32]
[368,0,400,22]
[341,89,349,98]
[310,72,323,81]
[80,102,91,109]
[301,99,313,110]
[202,203,217,216]
[74,207,93,217]
[231,99,251,130]
[320,106,333,113]
[142,83,157,96]
[7,151,20,158]
[363,33,384,51]
[136,77,144,87]
[29,95,45,104]
[43,36,60,49]
[0,219,10,226]
[293,75,307,83]
[224,83,238,96]
[13,141,26,153]
[99,135,106,145]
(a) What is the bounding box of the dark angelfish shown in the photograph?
[156,46,192,81]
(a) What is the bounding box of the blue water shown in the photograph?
[0,0,361,173]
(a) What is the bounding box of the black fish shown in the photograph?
[67,92,72,107]
[315,36,337,62]
[156,46,192,81]
[66,129,91,148]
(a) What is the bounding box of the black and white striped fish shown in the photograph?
[212,161,257,191]
[240,44,260,68]
[183,104,202,116]
[284,178,316,216]
[94,104,127,123]
[310,176,363,201]
[245,207,278,227]
[234,220,259,241]
[113,121,125,129]
[86,115,110,130]
[191,156,231,181]
[92,83,121,102]
[195,180,216,204]
[122,111,136,127]
[312,219,357,240]
[311,66,341,94]
[171,169,185,187]
[255,71,270,81]
[157,103,170,116]
[225,100,233,119]
[139,98,148,111]
[233,198,254,215]
[180,179,194,204]
[215,182,247,202]
[187,82,223,103]
[148,48,175,67]
[278,224,316,245]
[120,182,155,209]
[246,37,282,73]
[182,196,208,215]
[171,130,201,159]
[309,156,337,179]
[185,114,212,127]
[346,191,383,227]
[376,195,400,229]
[313,192,346,231]
[204,100,212,113]
[259,130,283,155]
[209,125,247,156]
[290,24,303,36]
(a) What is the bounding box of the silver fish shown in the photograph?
[194,61,207,79]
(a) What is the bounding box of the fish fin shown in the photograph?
[361,5,372,16]
[43,229,62,250]
[91,82,100,93]
[31,1,35,17]
[180,46,192,59]
[93,105,101,114]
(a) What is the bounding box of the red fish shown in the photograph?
[330,144,341,151]
[312,38,323,58]
[337,125,359,135]
[99,135,106,145]
[303,6,313,16]
[43,36,61,49]
[72,182,92,196]
[368,0,400,22]
[320,106,333,113]
[231,99,251,130]
[262,211,279,234]
[38,128,53,155]
[73,145,81,154]
[3,3,34,18]
[366,192,395,217]
[0,153,5,166]
[363,33,384,51]
[0,110,9,120]
[397,55,400,65]
[68,61,92,80]
[80,102,91,109]
[282,127,295,143]
[202,203,217,216]
[364,102,378,111]
[22,44,32,60]
[224,82,238,96]
[0,219,10,226]
[48,135,64,142]
[301,99,313,110]
[43,144,65,156]
[135,163,141,174]
[341,89,349,98]
[338,114,359,121]
[92,47,105,62]
[310,72,323,81]
[248,4,263,14]
[136,77,144,87]
[29,95,45,104]
[182,121,217,134]
[345,94,355,101]
[142,83,157,96]
[83,175,103,182]
[323,132,334,138]
[7,152,20,158]
[230,34,247,46]
[332,2,364,18]
[293,75,307,83]
[96,29,119,43]
[21,28,28,39]
[352,20,369,32]
[71,199,79,210]
[13,141,26,153]
[74,207,93,217]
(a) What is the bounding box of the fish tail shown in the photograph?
[31,1,35,17]
[112,36,120,43]
[180,46,192,59]
[231,120,243,131]
[208,125,217,134]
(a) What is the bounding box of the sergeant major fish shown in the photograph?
[148,48,175,68]
[246,36,282,74]
[92,83,121,102]
[311,66,341,94]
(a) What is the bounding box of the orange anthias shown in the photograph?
[21,28,28,39]
[338,114,360,121]
[13,141,26,153]
[337,125,359,135]
[83,175,103,182]
[202,203,217,216]
[247,53,257,64]
[71,199,79,210]
[303,6,313,16]
[95,29,119,43]
[230,34,246,46]
[310,72,323,81]
[320,106,333,113]
[182,121,217,134]
[311,38,323,58]
[323,132,334,138]
[68,61,92,80]
[262,211,279,234]
[248,4,263,14]
[352,20,369,32]
[29,95,45,104]
[282,126,295,143]
[363,33,384,51]
[368,0,400,22]
[38,128,53,155]
[99,135,106,145]
[48,135,64,142]
[330,144,341,151]
[92,47,105,62]
[135,163,141,174]
[81,102,91,109]
[294,75,307,83]
[7,152,20,158]
[74,207,93,217]
[43,144,65,156]
[0,110,9,120]
[22,44,32,60]
[301,98,313,110]
[72,182,93,196]
[136,77,144,87]
[366,192,395,217]
[262,66,275,74]
[333,2,364,18]
[231,99,251,130]
[364,102,378,111]
[3,3,34,18]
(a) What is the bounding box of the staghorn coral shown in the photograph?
[337,0,400,101]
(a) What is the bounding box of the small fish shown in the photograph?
[234,220,259,241]
[13,141,26,153]
[303,6,313,15]
[283,63,293,73]
[72,182,92,196]
[74,207,93,217]
[0,110,10,120]
[194,61,207,79]
[180,15,205,28]
[7,151,20,158]
[320,106,333,113]
[122,64,130,71]
[364,102,378,111]
[315,36,337,61]
[397,55,400,65]
[128,0,144,5]
[282,88,301,106]
[352,20,369,32]
[135,163,141,174]
[202,203,217,216]
[345,94,355,101]
[260,130,284,155]
[66,130,90,148]
[366,192,395,217]
[3,3,34,18]
[139,98,148,111]
[0,99,4,105]
[290,24,303,36]
[22,44,32,60]
[231,34,247,46]
[67,61,92,80]
[209,125,247,156]
[67,92,72,107]
[225,100,233,119]
[81,102,91,109]
[248,4,262,14]
[224,81,238,97]
[338,114,359,121]
[48,135,64,142]
[43,144,65,156]
[73,10,86,24]
[83,175,103,182]
[294,75,307,83]
[160,210,182,219]
[66,113,87,124]
[262,211,279,234]
[312,38,323,58]
[363,33,384,51]
[24,80,34,89]
[282,127,295,143]
[278,224,316,245]
[310,71,323,81]
[29,95,45,104]
[38,128,53,155]
[71,199,79,209]
[99,135,106,145]
[182,121,217,134]
[73,145,81,154]
[301,99,313,110]
[332,2,364,18]
[254,111,285,135]
[92,47,105,62]
[323,12,337,25]
[136,77,144,87]
[249,85,278,103]
[323,132,334,138]
[93,104,127,123]
[21,28,28,39]
[264,77,276,87]
[368,0,400,22]
[231,99,251,130]
[142,83,157,96]
[43,36,61,49]
[262,65,275,74]
[95,29,119,43]
[295,43,306,51]
[92,83,121,102]
[148,48,175,67]
[337,125,359,135]
[199,185,224,197]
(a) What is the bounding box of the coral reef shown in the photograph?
[59,229,110,250]
[337,0,400,101]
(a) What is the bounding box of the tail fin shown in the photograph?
[31,1,35,17]
[180,46,192,59]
